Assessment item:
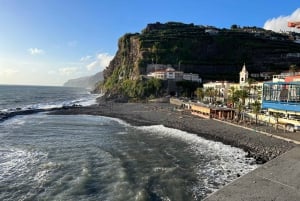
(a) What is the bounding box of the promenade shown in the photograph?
[204,146,300,201]
[214,118,300,145]
[201,118,300,201]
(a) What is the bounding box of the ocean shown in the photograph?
[0,85,258,201]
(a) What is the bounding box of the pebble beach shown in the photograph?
[50,101,296,163]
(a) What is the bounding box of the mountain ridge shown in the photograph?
[63,71,103,89]
[96,22,300,95]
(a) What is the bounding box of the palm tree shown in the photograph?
[252,100,261,125]
[236,101,243,122]
[194,87,204,102]
[247,78,256,105]
[236,89,249,107]
[228,86,238,107]
[230,89,248,122]
[205,87,217,104]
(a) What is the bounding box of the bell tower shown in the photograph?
[239,63,248,86]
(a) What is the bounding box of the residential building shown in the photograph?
[148,70,166,79]
[182,73,202,82]
[147,67,201,82]
[165,67,176,79]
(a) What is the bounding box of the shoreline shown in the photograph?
[49,101,296,163]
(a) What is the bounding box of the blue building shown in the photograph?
[262,81,300,115]
[261,81,300,131]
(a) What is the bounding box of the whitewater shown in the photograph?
[0,85,258,200]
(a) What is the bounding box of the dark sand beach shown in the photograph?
[50,101,296,163]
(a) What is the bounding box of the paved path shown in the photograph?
[204,146,300,201]
[214,118,300,145]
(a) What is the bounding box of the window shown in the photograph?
[263,82,300,102]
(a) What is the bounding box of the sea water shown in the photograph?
[0,85,258,200]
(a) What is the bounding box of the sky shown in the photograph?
[0,0,299,86]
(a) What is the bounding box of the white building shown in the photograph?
[239,63,248,87]
[148,70,166,79]
[182,73,202,82]
[147,67,201,82]
[203,63,263,104]
[165,67,176,79]
[203,81,233,101]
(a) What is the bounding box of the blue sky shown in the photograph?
[0,0,299,86]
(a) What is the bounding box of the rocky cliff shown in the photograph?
[98,22,300,94]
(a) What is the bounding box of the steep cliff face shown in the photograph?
[100,33,144,95]
[103,34,141,79]
[99,22,300,94]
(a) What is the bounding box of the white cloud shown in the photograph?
[80,55,92,62]
[264,8,300,33]
[86,53,113,71]
[28,48,45,55]
[59,67,78,76]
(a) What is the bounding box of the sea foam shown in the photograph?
[132,124,259,197]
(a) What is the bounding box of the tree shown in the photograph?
[236,101,243,121]
[247,78,256,105]
[235,89,249,122]
[133,81,145,99]
[227,86,238,107]
[205,87,217,104]
[121,79,144,98]
[176,80,200,98]
[252,100,261,125]
[194,88,204,101]
[146,77,162,97]
[237,89,249,107]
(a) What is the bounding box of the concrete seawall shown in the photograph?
[204,146,300,201]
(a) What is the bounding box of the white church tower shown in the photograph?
[239,63,248,87]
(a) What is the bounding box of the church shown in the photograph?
[239,63,249,87]
[203,63,263,104]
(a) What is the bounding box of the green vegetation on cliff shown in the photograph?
[98,22,300,99]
